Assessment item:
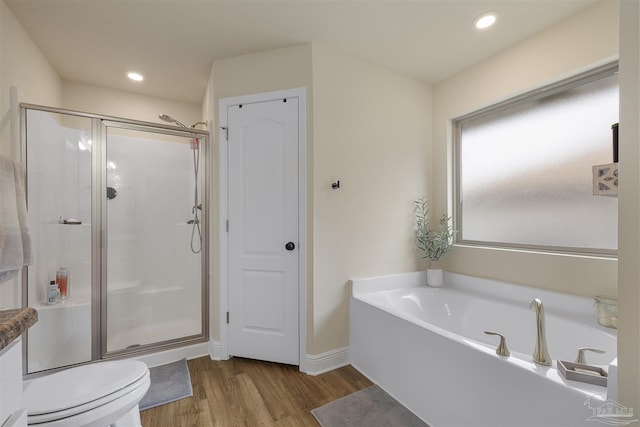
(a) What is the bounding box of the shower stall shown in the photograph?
[21,105,209,374]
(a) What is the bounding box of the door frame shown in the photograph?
[217,88,307,372]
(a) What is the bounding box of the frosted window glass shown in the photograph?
[458,73,618,252]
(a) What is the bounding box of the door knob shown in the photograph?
[285,242,295,251]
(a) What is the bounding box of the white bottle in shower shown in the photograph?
[46,280,60,305]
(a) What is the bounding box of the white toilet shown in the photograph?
[23,360,150,427]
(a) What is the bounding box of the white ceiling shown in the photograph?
[5,0,596,104]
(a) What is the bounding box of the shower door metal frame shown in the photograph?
[20,104,210,373]
[98,119,210,359]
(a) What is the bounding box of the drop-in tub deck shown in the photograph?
[349,271,617,427]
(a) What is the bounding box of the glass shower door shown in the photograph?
[103,124,204,354]
[25,109,93,373]
[23,105,209,374]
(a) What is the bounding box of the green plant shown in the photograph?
[414,197,456,265]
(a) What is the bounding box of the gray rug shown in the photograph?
[312,385,429,427]
[139,358,193,411]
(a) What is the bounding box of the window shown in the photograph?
[453,63,619,255]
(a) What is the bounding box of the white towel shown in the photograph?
[0,156,32,283]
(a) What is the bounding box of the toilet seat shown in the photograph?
[24,360,150,426]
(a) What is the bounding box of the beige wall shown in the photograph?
[0,1,61,308]
[1,1,205,309]
[210,44,314,343]
[433,0,619,298]
[212,44,314,102]
[62,81,201,125]
[4,0,637,397]
[209,44,431,355]
[1,0,61,157]
[310,44,431,353]
[618,0,640,413]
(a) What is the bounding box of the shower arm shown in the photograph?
[190,121,208,129]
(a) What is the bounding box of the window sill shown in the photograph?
[452,242,618,261]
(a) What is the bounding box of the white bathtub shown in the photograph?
[349,271,618,427]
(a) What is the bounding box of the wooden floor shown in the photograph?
[140,356,374,427]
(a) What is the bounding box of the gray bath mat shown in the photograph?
[139,358,193,411]
[312,385,429,427]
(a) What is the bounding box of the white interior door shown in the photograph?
[227,97,299,365]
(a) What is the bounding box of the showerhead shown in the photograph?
[158,114,187,128]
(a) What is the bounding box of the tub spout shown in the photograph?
[530,298,552,366]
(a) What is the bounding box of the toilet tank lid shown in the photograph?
[24,360,148,415]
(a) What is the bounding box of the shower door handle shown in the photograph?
[285,242,295,251]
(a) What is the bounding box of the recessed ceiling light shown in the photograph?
[127,71,144,82]
[474,12,498,30]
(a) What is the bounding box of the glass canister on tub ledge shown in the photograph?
[595,295,617,329]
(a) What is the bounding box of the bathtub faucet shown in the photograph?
[530,298,552,366]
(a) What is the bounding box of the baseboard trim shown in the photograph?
[209,340,228,361]
[208,342,349,375]
[133,342,209,368]
[305,347,350,376]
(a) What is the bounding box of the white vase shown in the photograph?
[426,268,444,287]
